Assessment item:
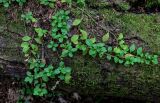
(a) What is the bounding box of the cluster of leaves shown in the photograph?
[117,1,130,11]
[19,0,159,98]
[61,41,77,57]
[21,10,73,96]
[75,0,85,7]
[0,0,11,7]
[70,30,107,58]
[24,59,71,96]
[21,12,37,23]
[0,0,85,8]
[145,0,160,8]
[21,27,47,57]
[0,0,26,7]
[51,10,69,43]
[128,0,160,9]
[69,29,158,66]
[109,33,158,66]
[39,0,56,8]
[39,0,85,8]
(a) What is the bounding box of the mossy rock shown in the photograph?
[70,7,160,100]
[0,5,160,101]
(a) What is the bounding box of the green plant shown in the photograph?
[20,10,73,96]
[21,12,37,23]
[39,0,56,8]
[51,10,70,43]
[56,61,72,83]
[18,0,158,98]
[118,2,130,11]
[15,0,26,6]
[47,41,58,51]
[0,0,26,7]
[0,0,11,7]
[145,0,160,8]
[61,41,77,57]
[21,28,72,96]
[24,59,72,96]
[69,30,158,66]
[34,28,47,44]
[76,0,85,7]
[61,0,85,7]
[25,59,50,96]
[110,33,158,66]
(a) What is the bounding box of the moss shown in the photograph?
[86,0,110,8]
[69,7,160,99]
[120,13,160,52]
[0,4,160,99]
[68,56,102,94]
[100,9,160,52]
[0,7,26,61]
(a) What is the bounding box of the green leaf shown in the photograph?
[21,42,30,53]
[114,57,119,63]
[121,44,128,50]
[72,19,81,26]
[80,29,88,40]
[108,46,112,52]
[71,35,79,44]
[58,75,65,80]
[113,47,121,54]
[33,86,43,96]
[24,77,33,84]
[41,88,48,95]
[137,47,143,55]
[65,67,71,73]
[31,44,38,51]
[35,28,47,38]
[47,44,52,48]
[30,63,36,69]
[145,60,150,64]
[31,18,37,23]
[90,38,96,43]
[152,57,158,64]
[81,45,87,51]
[42,75,49,82]
[119,40,125,45]
[118,33,124,40]
[26,71,32,76]
[102,33,109,42]
[22,36,31,41]
[107,54,112,60]
[4,3,9,7]
[61,50,69,57]
[71,48,77,52]
[89,49,96,57]
[86,39,93,46]
[54,69,60,74]
[130,44,136,52]
[65,74,71,84]
[34,38,42,44]
[124,61,130,66]
[119,59,124,64]
[21,42,29,48]
[69,52,73,57]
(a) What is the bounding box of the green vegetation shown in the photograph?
[0,0,159,102]
[20,9,158,97]
[21,12,37,23]
[19,0,158,97]
[0,0,26,7]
